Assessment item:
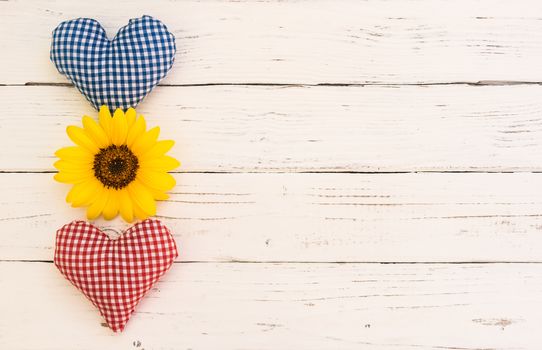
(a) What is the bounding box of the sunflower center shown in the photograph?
[93,145,139,189]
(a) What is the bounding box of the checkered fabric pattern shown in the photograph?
[50,15,176,111]
[54,219,178,332]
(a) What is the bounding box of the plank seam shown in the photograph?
[2,170,542,174]
[4,260,542,264]
[1,80,542,87]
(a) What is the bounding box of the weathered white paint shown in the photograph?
[2,262,542,350]
[2,0,542,348]
[2,0,542,85]
[2,85,542,172]
[2,172,542,262]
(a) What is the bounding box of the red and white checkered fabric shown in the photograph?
[54,219,178,332]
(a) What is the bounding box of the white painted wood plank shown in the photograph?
[3,0,542,85]
[2,172,542,262]
[2,85,542,172]
[1,262,541,349]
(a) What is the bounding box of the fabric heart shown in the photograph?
[50,15,176,111]
[54,219,178,332]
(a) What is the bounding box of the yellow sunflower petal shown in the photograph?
[65,184,78,204]
[86,187,108,220]
[66,126,99,153]
[125,108,136,128]
[137,169,176,191]
[82,116,109,148]
[99,105,113,142]
[53,160,92,173]
[111,108,128,146]
[131,126,160,156]
[119,189,134,223]
[54,171,92,184]
[102,189,120,220]
[69,178,102,207]
[139,140,175,161]
[147,187,170,201]
[140,156,180,172]
[126,116,147,147]
[55,146,93,163]
[127,180,156,217]
[132,201,149,220]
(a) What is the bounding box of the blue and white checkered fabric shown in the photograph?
[51,15,176,111]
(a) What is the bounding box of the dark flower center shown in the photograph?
[93,145,139,189]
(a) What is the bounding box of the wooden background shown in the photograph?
[2,0,542,349]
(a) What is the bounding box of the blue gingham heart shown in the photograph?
[50,15,176,111]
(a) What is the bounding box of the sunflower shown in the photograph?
[54,105,180,222]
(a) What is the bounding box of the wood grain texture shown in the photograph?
[3,172,542,262]
[2,262,542,350]
[2,0,542,85]
[2,85,542,172]
[2,1,542,348]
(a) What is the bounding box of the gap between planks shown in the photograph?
[2,80,542,87]
[3,260,542,264]
[3,170,542,174]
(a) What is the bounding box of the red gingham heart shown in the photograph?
[54,219,178,332]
